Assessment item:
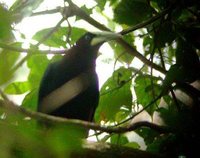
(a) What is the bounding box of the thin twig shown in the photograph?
[119,6,172,35]
[11,54,31,73]
[66,18,72,47]
[100,66,144,96]
[9,18,65,73]
[113,52,126,72]
[0,89,9,101]
[115,93,163,126]
[35,17,65,47]
[149,25,159,108]
[158,45,180,111]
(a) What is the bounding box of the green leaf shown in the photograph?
[22,89,38,111]
[135,127,159,146]
[95,0,107,10]
[4,81,30,94]
[115,109,131,123]
[27,54,50,88]
[95,0,118,9]
[176,9,193,23]
[114,0,154,25]
[32,27,67,48]
[0,4,13,40]
[110,34,134,64]
[134,74,162,115]
[32,27,86,48]
[0,50,20,85]
[110,42,134,64]
[143,35,154,56]
[146,134,173,153]
[46,125,83,156]
[157,106,178,128]
[166,45,176,65]
[150,0,168,10]
[80,5,92,15]
[95,67,132,122]
[110,0,118,6]
[124,142,140,149]
[69,28,87,44]
[110,134,129,145]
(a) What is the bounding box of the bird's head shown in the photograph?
[75,31,122,52]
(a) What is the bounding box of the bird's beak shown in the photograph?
[91,31,122,46]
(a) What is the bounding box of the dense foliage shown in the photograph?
[0,0,199,157]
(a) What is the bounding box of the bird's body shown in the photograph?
[37,32,121,124]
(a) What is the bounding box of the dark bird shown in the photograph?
[37,31,121,124]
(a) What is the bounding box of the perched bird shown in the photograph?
[37,31,121,123]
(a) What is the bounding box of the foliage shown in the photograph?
[0,0,200,157]
[95,67,133,122]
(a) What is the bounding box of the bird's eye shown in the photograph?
[84,34,92,41]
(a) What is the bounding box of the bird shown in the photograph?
[37,31,121,125]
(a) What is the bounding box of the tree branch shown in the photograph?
[31,7,62,16]
[0,42,67,54]
[0,91,171,134]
